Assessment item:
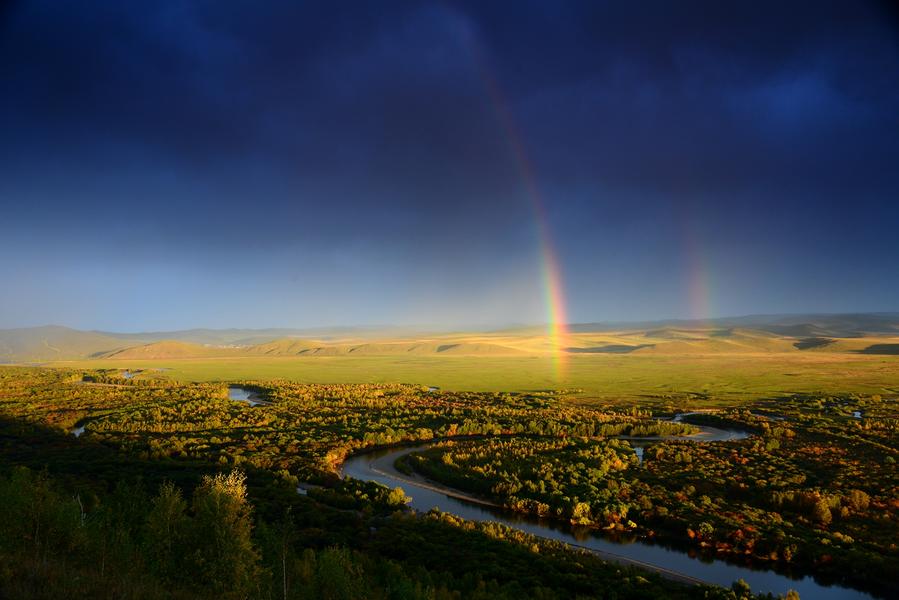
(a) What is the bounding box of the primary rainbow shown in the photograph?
[459,29,570,378]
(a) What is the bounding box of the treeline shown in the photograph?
[0,466,260,599]
[0,466,770,600]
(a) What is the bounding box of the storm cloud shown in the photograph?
[1,1,897,329]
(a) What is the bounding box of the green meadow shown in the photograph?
[11,319,899,407]
[58,352,899,406]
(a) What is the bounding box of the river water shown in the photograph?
[228,386,269,406]
[342,423,872,599]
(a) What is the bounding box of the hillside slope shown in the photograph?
[3,313,899,363]
[0,326,140,362]
[100,340,239,359]
[244,338,321,355]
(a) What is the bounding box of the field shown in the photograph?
[3,319,891,405]
[57,350,899,406]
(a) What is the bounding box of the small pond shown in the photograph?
[228,386,269,407]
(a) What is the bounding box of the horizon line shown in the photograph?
[3,310,899,335]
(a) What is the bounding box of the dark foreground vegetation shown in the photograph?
[0,366,894,598]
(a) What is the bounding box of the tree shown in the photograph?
[571,502,592,525]
[314,546,364,600]
[387,486,410,508]
[845,489,870,511]
[0,467,80,563]
[731,578,751,598]
[189,470,261,598]
[144,481,187,581]
[812,499,832,526]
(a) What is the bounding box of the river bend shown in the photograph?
[342,420,871,599]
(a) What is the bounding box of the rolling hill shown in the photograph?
[0,326,141,362]
[99,340,239,360]
[2,313,899,363]
[243,338,321,355]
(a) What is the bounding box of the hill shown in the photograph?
[95,325,449,345]
[244,338,321,355]
[567,313,899,337]
[2,313,899,363]
[0,326,140,362]
[99,341,239,359]
[244,339,527,357]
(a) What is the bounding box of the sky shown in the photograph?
[1,0,898,331]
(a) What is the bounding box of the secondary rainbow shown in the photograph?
[682,219,713,324]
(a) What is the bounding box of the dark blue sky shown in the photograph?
[1,1,898,330]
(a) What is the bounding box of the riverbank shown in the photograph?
[341,435,874,600]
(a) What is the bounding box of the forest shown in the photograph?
[0,366,894,598]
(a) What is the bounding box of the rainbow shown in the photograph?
[458,28,570,378]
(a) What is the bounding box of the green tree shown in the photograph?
[144,481,187,581]
[314,547,365,600]
[189,470,261,598]
[0,467,81,562]
[731,578,751,598]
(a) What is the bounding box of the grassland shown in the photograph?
[55,350,899,407]
[7,319,899,406]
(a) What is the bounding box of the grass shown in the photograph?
[53,351,899,406]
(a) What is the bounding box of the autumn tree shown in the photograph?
[812,499,832,526]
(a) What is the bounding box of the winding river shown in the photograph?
[65,388,871,598]
[342,420,872,600]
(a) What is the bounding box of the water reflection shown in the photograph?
[228,386,269,406]
[342,439,872,600]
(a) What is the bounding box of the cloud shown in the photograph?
[0,0,897,327]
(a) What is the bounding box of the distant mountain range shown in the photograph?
[1,313,897,363]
